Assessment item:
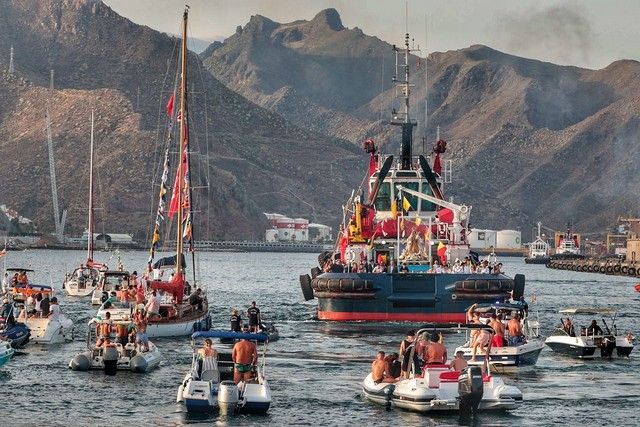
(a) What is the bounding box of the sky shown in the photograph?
[102,0,640,69]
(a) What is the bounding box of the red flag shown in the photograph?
[437,241,447,264]
[433,153,442,176]
[166,94,175,118]
[168,164,181,218]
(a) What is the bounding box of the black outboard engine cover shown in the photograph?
[458,366,483,422]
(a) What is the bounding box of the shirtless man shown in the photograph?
[450,350,468,372]
[371,351,397,384]
[232,337,258,383]
[507,313,525,346]
[489,314,505,347]
[424,333,447,365]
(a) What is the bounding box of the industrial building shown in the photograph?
[264,213,332,243]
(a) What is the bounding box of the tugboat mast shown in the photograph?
[392,33,420,170]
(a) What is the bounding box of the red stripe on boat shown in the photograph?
[317,311,466,322]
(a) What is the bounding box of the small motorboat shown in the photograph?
[6,267,54,303]
[23,313,74,345]
[69,319,161,374]
[0,338,15,367]
[363,324,523,415]
[545,308,634,358]
[177,330,271,414]
[220,323,279,344]
[455,302,544,369]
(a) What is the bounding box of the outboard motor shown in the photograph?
[103,346,118,376]
[600,336,616,359]
[458,366,483,423]
[218,380,239,414]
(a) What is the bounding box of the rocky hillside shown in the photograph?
[0,0,362,240]
[202,9,640,233]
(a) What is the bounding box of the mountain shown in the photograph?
[0,0,361,241]
[202,9,640,234]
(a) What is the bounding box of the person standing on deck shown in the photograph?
[247,302,261,333]
[232,337,258,383]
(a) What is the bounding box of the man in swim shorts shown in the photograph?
[232,336,257,384]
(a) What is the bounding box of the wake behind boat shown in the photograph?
[177,329,271,414]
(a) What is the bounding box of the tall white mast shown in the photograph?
[87,110,95,260]
[45,107,65,242]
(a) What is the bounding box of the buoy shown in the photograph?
[634,283,640,293]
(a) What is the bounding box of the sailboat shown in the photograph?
[97,8,210,336]
[64,110,106,297]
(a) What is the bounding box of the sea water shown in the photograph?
[1,250,639,426]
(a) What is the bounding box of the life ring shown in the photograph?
[451,293,458,300]
[345,249,356,263]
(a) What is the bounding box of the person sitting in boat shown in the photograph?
[586,320,604,336]
[449,350,468,372]
[424,332,447,365]
[507,313,525,346]
[17,271,28,285]
[198,338,218,359]
[562,318,576,337]
[625,331,635,345]
[372,263,385,273]
[145,290,161,319]
[76,264,85,280]
[115,322,130,346]
[385,352,401,379]
[492,263,504,275]
[230,308,243,332]
[188,288,204,311]
[126,285,137,303]
[232,336,258,384]
[489,313,505,347]
[96,312,113,347]
[371,351,398,384]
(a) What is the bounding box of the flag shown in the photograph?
[402,196,412,213]
[166,93,175,118]
[415,217,422,226]
[437,241,447,264]
[391,198,398,219]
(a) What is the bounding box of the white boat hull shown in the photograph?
[24,315,74,344]
[363,370,522,413]
[0,341,15,367]
[69,342,161,373]
[64,278,96,297]
[97,306,211,338]
[455,339,545,368]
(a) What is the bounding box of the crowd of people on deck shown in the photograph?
[322,253,504,275]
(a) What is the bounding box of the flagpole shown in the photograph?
[428,217,432,265]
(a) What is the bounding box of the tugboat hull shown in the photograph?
[309,272,519,322]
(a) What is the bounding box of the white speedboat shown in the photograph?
[545,308,634,358]
[91,270,130,305]
[455,302,544,369]
[69,319,161,374]
[64,268,100,297]
[363,324,523,414]
[177,330,271,414]
[0,339,15,367]
[24,314,74,344]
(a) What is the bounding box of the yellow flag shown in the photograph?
[402,196,411,212]
[391,199,398,219]
[415,217,422,226]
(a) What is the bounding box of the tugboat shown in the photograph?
[551,223,584,260]
[299,32,524,322]
[524,222,551,264]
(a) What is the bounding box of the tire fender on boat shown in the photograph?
[629,267,637,276]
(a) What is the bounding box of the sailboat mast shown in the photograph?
[88,109,95,261]
[176,8,188,274]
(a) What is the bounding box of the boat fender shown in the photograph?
[613,264,622,273]
[586,265,594,272]
[130,355,148,373]
[176,384,184,403]
[545,262,551,268]
[310,267,322,279]
[488,281,501,292]
[629,267,637,276]
[621,266,629,274]
[599,266,606,274]
[70,354,90,371]
[300,275,314,301]
[606,266,614,274]
[474,280,489,291]
[580,265,588,272]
